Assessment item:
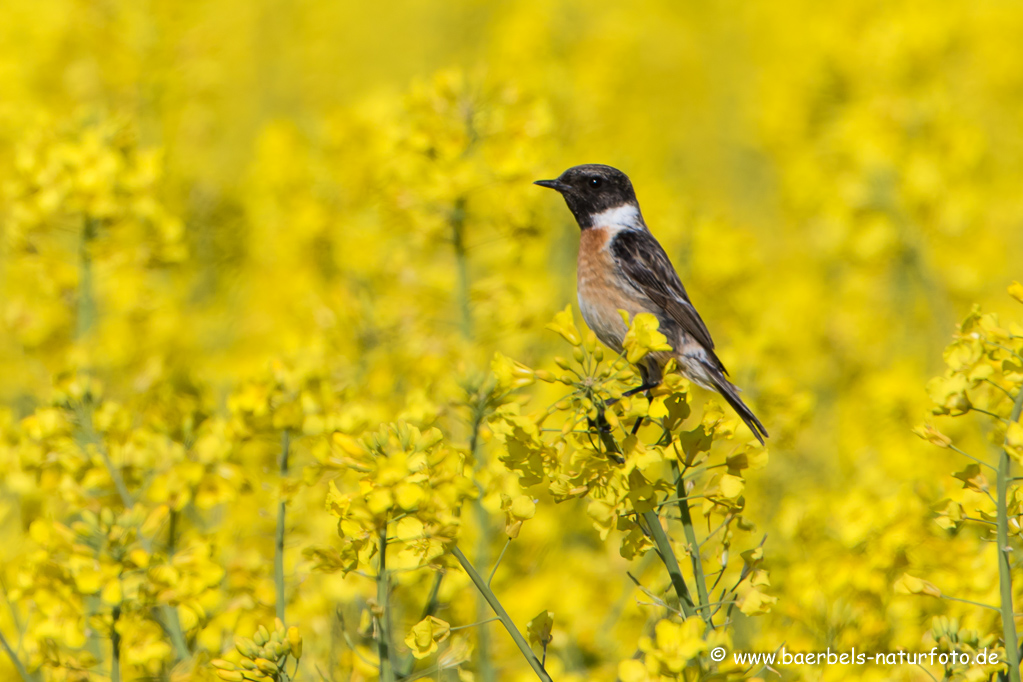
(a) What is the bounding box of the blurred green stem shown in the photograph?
[451,197,472,339]
[77,217,98,339]
[75,402,133,509]
[0,628,35,682]
[671,461,712,628]
[276,430,290,624]
[160,608,189,661]
[76,406,190,662]
[451,193,493,682]
[111,603,121,682]
[996,390,1023,682]
[378,528,395,682]
[467,389,495,682]
[451,546,552,682]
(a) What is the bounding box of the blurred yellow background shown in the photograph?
[1,1,1022,680]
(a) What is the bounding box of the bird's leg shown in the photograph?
[588,409,612,434]
[584,392,627,464]
[622,382,660,398]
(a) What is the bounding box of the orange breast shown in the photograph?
[577,227,647,352]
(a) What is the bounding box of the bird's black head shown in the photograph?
[534,164,640,229]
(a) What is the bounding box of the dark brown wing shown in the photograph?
[610,228,725,371]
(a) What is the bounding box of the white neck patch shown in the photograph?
[591,204,642,231]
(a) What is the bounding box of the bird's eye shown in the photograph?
[589,177,603,188]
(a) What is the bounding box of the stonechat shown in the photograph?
[535,164,768,444]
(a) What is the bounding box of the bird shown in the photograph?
[534,164,768,444]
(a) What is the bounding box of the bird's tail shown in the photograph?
[710,375,768,445]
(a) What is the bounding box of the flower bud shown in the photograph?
[287,626,303,659]
[254,658,279,674]
[236,638,259,658]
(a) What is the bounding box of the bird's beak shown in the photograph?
[534,179,571,192]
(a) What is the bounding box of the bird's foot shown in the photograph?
[587,408,625,464]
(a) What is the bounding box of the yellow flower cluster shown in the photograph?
[317,422,477,574]
[918,293,1023,534]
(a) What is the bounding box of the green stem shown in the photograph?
[641,510,697,619]
[276,430,290,624]
[451,546,552,682]
[939,595,1000,612]
[671,462,712,628]
[488,538,512,587]
[0,627,35,682]
[378,528,394,682]
[111,603,121,682]
[593,425,696,618]
[996,389,1023,682]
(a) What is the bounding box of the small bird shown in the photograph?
[535,164,767,444]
